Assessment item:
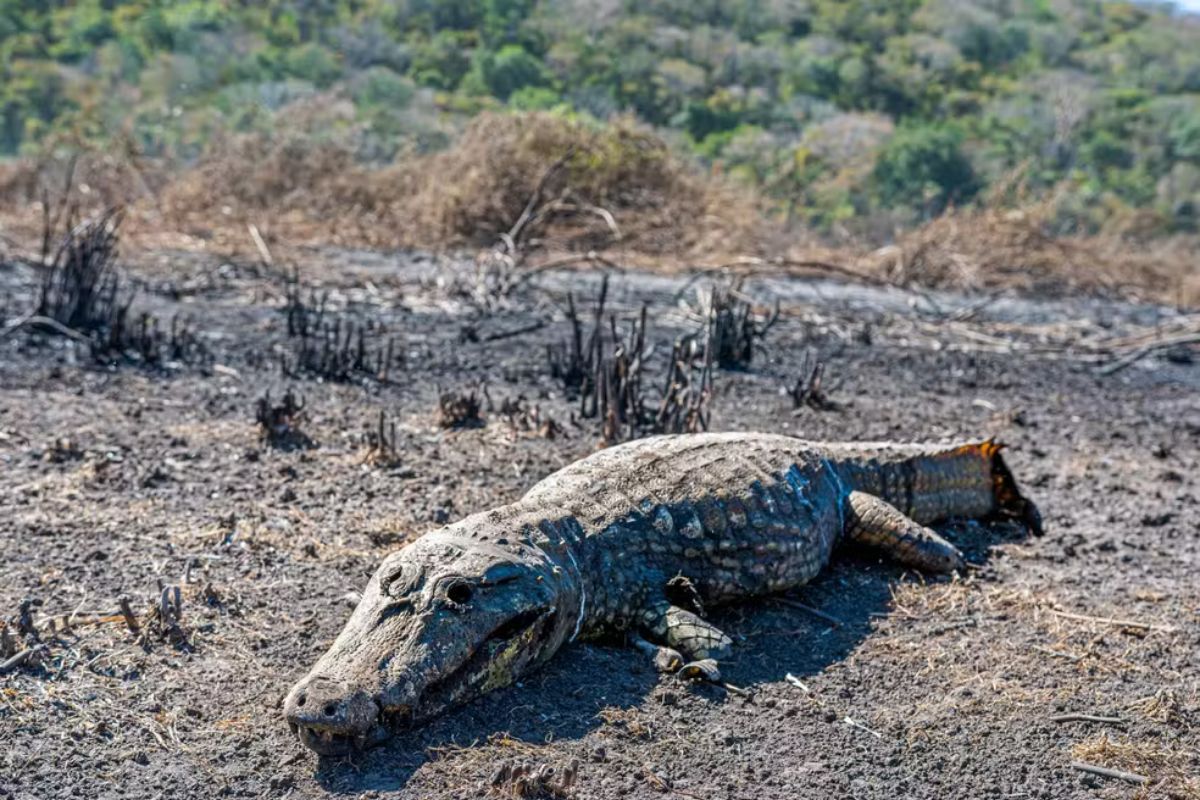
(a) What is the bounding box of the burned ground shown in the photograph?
[1,248,1197,799]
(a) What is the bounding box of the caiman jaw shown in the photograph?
[283,676,384,757]
[403,604,558,724]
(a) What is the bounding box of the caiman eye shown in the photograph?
[445,580,473,606]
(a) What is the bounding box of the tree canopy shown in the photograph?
[3,0,1199,233]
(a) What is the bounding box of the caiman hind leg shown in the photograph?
[636,600,733,682]
[844,490,965,573]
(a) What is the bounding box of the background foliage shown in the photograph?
[3,0,1200,237]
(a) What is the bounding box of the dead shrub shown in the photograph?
[361,410,403,468]
[255,389,315,450]
[696,280,778,369]
[436,386,486,429]
[877,205,1198,305]
[155,111,762,257]
[37,208,124,332]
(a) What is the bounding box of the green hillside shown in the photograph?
[3,0,1200,235]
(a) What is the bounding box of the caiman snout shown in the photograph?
[284,675,380,756]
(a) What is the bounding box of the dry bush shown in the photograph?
[154,111,762,256]
[404,111,759,254]
[875,205,1199,306]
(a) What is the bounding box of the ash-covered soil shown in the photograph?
[1,249,1197,800]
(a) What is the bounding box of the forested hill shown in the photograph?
[3,0,1200,234]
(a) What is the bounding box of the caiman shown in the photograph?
[284,433,1042,755]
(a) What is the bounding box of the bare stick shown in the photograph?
[1097,332,1200,376]
[774,597,844,628]
[482,320,546,342]
[1031,645,1085,662]
[118,596,140,635]
[785,673,812,693]
[1048,609,1176,632]
[0,313,91,343]
[0,645,45,675]
[1070,762,1148,785]
[700,255,895,288]
[505,148,576,251]
[509,251,625,290]
[248,223,274,266]
[1050,714,1124,725]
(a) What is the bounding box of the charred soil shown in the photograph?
[1,247,1198,800]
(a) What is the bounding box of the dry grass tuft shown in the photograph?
[875,206,1199,306]
[1071,734,1200,798]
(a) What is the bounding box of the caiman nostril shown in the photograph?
[285,675,381,755]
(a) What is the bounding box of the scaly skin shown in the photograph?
[284,433,1042,755]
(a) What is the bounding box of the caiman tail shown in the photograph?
[822,439,1044,535]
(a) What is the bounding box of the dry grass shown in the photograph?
[2,115,1197,307]
[871,206,1199,306]
[150,112,764,257]
[1071,734,1200,799]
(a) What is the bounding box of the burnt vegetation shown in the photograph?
[255,388,315,450]
[697,280,779,370]
[790,350,840,413]
[547,276,714,446]
[361,409,404,469]
[279,270,402,384]
[18,181,209,368]
[436,386,487,429]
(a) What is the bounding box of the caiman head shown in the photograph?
[284,522,581,756]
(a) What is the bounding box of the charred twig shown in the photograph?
[118,596,140,635]
[37,208,124,332]
[482,320,547,342]
[0,645,46,675]
[1069,762,1148,785]
[773,597,844,628]
[280,270,399,382]
[255,389,315,449]
[0,313,90,342]
[595,306,651,445]
[363,410,404,467]
[655,326,713,438]
[147,584,188,647]
[548,275,609,399]
[499,395,564,440]
[1051,714,1125,725]
[790,349,839,413]
[696,280,778,369]
[1096,332,1200,376]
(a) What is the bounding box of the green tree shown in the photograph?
[464,44,549,100]
[411,30,473,90]
[873,124,979,216]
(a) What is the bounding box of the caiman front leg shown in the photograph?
[636,599,732,682]
[844,490,965,572]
